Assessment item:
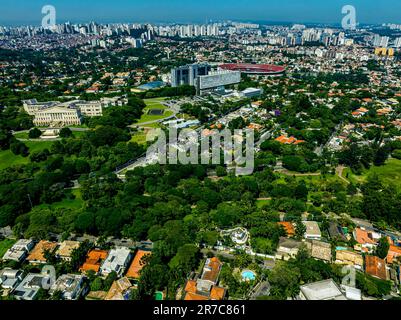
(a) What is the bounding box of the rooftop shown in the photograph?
[300,279,346,300]
[27,240,58,263]
[80,249,109,273]
[125,250,151,279]
[365,255,387,280]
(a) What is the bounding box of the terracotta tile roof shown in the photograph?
[125,250,151,279]
[56,241,80,259]
[275,135,305,145]
[184,292,209,300]
[355,228,377,245]
[210,286,226,300]
[27,240,58,263]
[365,255,387,280]
[387,245,401,264]
[278,222,295,237]
[202,257,222,283]
[80,249,109,273]
[105,277,132,300]
[184,280,197,294]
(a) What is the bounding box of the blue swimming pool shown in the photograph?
[241,270,256,281]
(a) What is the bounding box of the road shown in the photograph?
[336,165,350,184]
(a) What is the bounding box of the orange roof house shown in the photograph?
[278,222,295,237]
[183,257,226,301]
[386,245,401,264]
[80,249,109,273]
[275,135,305,145]
[125,250,151,279]
[354,228,378,245]
[27,240,58,264]
[365,255,387,280]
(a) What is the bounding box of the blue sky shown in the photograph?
[1,0,401,26]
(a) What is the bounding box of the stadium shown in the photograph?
[219,63,286,76]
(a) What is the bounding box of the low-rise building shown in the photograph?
[2,239,35,262]
[100,247,132,277]
[13,273,51,300]
[50,274,86,300]
[365,255,388,280]
[0,269,23,290]
[56,241,81,262]
[386,245,401,264]
[328,222,347,241]
[335,250,364,270]
[26,240,58,264]
[184,257,226,301]
[299,279,346,300]
[104,277,133,300]
[278,222,295,237]
[275,237,304,261]
[80,249,109,274]
[125,250,151,279]
[354,228,380,253]
[309,240,332,262]
[303,221,322,240]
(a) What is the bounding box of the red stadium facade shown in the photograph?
[219,63,286,75]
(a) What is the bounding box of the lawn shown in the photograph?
[134,98,174,124]
[13,132,29,139]
[0,238,16,258]
[0,140,54,171]
[130,133,147,145]
[343,158,401,190]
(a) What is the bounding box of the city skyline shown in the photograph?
[1,0,401,26]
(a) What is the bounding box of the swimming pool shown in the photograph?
[241,270,256,281]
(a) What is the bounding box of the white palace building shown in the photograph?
[22,97,127,127]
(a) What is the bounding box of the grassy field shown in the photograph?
[343,158,401,189]
[134,98,174,124]
[130,133,147,145]
[0,140,54,171]
[0,238,16,258]
[13,132,29,139]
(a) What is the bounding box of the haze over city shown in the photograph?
[1,0,401,26]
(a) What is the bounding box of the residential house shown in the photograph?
[50,274,86,300]
[308,240,332,262]
[386,245,401,264]
[2,239,35,262]
[354,228,380,253]
[56,241,80,262]
[0,269,23,290]
[184,257,226,301]
[299,279,346,300]
[80,249,109,274]
[275,237,305,261]
[13,273,51,300]
[303,221,322,240]
[125,250,151,279]
[104,277,133,300]
[26,240,58,264]
[328,222,347,241]
[365,255,388,280]
[100,247,132,277]
[335,250,364,270]
[278,222,295,237]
